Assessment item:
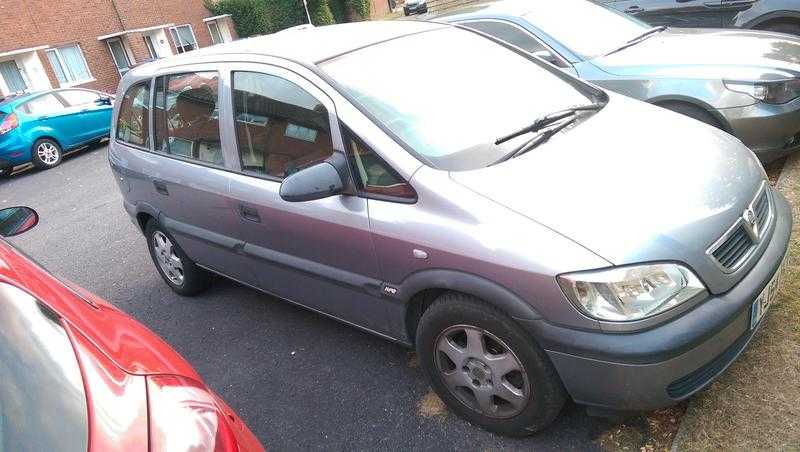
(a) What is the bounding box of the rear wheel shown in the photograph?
[758,21,800,37]
[416,292,566,436]
[31,138,62,169]
[145,219,211,296]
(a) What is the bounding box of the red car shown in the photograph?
[0,206,263,452]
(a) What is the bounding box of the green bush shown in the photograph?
[205,0,372,38]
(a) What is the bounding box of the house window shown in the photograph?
[207,20,224,45]
[143,35,159,60]
[46,45,92,86]
[169,25,198,53]
[106,38,132,75]
[0,61,28,93]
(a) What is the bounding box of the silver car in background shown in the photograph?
[109,21,791,436]
[435,0,800,162]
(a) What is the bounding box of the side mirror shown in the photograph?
[533,50,558,66]
[96,96,112,106]
[0,206,39,237]
[279,161,344,202]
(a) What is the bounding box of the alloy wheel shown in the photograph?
[37,142,60,166]
[434,324,530,418]
[152,231,184,286]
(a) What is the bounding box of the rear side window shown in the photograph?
[116,82,151,148]
[153,72,223,165]
[232,71,333,179]
[59,89,100,107]
[21,94,64,115]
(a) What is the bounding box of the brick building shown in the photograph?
[0,0,237,97]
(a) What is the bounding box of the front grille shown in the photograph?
[707,181,772,273]
[711,225,754,270]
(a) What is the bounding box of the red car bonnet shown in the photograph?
[0,240,200,380]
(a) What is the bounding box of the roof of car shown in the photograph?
[138,20,447,71]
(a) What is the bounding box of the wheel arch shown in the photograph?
[397,269,542,345]
[743,11,800,30]
[649,96,733,134]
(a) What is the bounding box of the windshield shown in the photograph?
[0,282,88,452]
[522,0,651,58]
[322,28,597,170]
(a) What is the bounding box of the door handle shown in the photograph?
[40,115,49,121]
[625,5,645,13]
[153,179,169,196]
[238,205,261,223]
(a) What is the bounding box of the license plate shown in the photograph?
[750,258,786,330]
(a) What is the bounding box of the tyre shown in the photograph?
[31,138,63,169]
[659,102,721,130]
[759,21,800,37]
[416,292,566,436]
[145,219,211,296]
[404,10,409,16]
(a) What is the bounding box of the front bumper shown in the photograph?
[521,192,792,411]
[720,97,800,163]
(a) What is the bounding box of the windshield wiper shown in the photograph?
[605,25,667,56]
[492,116,577,165]
[495,102,604,146]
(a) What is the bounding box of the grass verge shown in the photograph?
[673,155,800,450]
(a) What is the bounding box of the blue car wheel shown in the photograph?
[31,138,62,170]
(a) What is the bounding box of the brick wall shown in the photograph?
[0,0,230,95]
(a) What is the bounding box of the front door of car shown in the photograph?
[55,89,112,142]
[222,66,389,334]
[610,0,724,28]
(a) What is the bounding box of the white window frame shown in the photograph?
[207,20,225,45]
[106,38,133,76]
[169,25,198,54]
[46,45,94,87]
[143,34,159,60]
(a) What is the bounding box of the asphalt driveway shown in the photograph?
[0,145,610,450]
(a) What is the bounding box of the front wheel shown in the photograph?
[145,220,211,296]
[31,138,62,169]
[416,292,566,436]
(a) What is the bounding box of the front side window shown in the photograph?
[59,89,100,107]
[116,82,151,148]
[232,71,333,178]
[461,20,567,68]
[170,25,198,53]
[21,94,65,116]
[0,282,88,452]
[322,27,595,170]
[107,38,132,75]
[46,45,92,85]
[154,72,222,165]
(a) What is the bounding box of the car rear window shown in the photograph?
[0,281,88,452]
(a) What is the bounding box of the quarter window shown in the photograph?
[345,129,416,201]
[21,94,65,115]
[116,82,151,148]
[154,72,223,165]
[232,71,333,178]
[461,21,567,68]
[169,25,198,53]
[46,45,92,85]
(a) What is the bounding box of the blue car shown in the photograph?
[0,88,113,175]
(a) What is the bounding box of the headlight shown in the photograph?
[725,79,800,105]
[557,263,705,322]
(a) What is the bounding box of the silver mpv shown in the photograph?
[109,21,791,436]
